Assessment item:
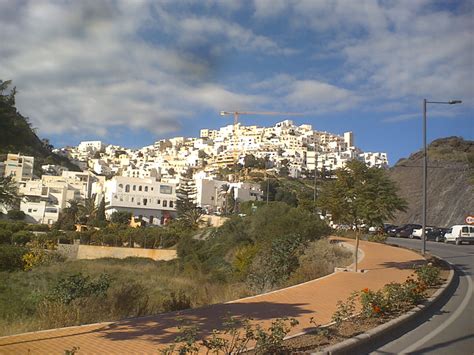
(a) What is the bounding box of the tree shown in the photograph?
[95,197,106,224]
[318,160,407,271]
[176,176,202,228]
[110,211,132,225]
[78,197,96,224]
[0,176,19,209]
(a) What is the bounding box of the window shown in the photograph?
[145,186,148,192]
[163,200,168,207]
[131,197,134,202]
[462,226,469,233]
[143,198,147,206]
[125,184,130,192]
[133,185,136,191]
[28,208,32,213]
[119,184,123,190]
[157,199,161,204]
[169,201,174,208]
[160,185,172,194]
[470,227,474,233]
[139,186,142,192]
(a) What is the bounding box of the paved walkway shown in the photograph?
[0,238,425,354]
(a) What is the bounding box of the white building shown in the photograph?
[102,176,177,225]
[3,153,34,182]
[78,141,104,154]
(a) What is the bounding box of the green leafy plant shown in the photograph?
[415,264,441,287]
[331,291,358,326]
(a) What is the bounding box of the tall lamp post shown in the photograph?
[421,99,462,255]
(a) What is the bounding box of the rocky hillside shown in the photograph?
[0,80,80,175]
[389,137,474,227]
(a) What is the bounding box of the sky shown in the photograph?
[1,0,473,165]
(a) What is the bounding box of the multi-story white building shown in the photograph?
[3,153,34,182]
[195,178,263,213]
[78,141,104,154]
[101,176,177,225]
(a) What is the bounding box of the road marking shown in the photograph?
[401,266,473,353]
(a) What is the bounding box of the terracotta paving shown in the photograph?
[0,238,425,354]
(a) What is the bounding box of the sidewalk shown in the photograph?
[0,238,425,354]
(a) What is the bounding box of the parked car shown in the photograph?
[444,225,474,245]
[427,227,449,242]
[411,226,435,239]
[393,224,422,238]
[387,225,401,237]
[383,224,397,234]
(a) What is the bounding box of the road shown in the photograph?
[371,237,474,355]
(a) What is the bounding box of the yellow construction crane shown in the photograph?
[219,110,303,165]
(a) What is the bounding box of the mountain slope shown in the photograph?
[0,80,80,175]
[389,137,474,227]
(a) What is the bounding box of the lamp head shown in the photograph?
[449,100,462,104]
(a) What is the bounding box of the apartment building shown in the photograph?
[102,176,177,225]
[3,153,34,182]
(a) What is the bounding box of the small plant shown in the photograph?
[415,263,441,287]
[201,315,255,354]
[162,290,191,312]
[331,291,358,326]
[254,317,299,354]
[64,346,80,355]
[360,288,387,318]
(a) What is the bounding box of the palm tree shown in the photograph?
[79,197,97,224]
[63,199,82,224]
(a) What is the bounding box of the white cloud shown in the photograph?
[0,0,275,139]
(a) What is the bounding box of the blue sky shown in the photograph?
[1,0,472,165]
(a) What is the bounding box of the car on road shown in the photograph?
[392,224,422,238]
[427,227,450,242]
[411,226,435,239]
[444,225,474,245]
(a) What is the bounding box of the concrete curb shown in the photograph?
[312,257,455,355]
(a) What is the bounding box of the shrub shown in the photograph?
[162,290,192,312]
[367,233,387,243]
[47,273,111,304]
[7,210,25,220]
[11,230,33,246]
[108,282,149,319]
[0,229,12,244]
[0,244,27,271]
[415,264,441,287]
[332,291,358,326]
[360,288,387,318]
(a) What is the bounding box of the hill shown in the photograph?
[389,137,474,227]
[0,80,80,175]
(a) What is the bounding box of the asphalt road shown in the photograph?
[370,237,474,355]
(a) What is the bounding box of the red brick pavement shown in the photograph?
[0,238,425,354]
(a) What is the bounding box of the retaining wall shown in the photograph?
[57,244,177,261]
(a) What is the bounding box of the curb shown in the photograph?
[312,257,455,355]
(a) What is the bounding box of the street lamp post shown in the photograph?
[421,99,462,255]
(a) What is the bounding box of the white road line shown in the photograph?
[401,266,473,354]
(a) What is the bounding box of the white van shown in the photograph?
[444,225,474,245]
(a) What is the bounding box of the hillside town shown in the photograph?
[0,120,388,226]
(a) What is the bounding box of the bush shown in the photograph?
[0,229,12,244]
[7,210,25,220]
[0,244,27,271]
[47,273,111,304]
[415,264,441,287]
[162,290,192,312]
[11,230,33,246]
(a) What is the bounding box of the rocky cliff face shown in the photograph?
[389,137,473,227]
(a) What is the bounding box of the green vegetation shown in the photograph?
[318,160,407,270]
[161,264,443,354]
[0,80,79,175]
[0,202,352,336]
